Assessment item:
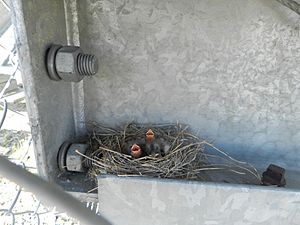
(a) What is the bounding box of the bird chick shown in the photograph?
[123,139,146,159]
[145,129,170,157]
[130,144,142,159]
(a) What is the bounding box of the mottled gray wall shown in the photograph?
[78,0,300,171]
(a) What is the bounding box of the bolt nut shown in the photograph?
[55,46,84,82]
[46,44,98,82]
[261,164,286,187]
[66,143,89,172]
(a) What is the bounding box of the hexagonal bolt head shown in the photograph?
[65,143,89,172]
[57,141,89,173]
[46,44,98,82]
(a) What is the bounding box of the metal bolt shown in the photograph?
[57,141,101,173]
[261,164,286,187]
[46,44,98,82]
[77,53,98,76]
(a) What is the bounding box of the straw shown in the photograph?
[82,122,261,185]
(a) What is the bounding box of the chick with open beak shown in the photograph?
[125,129,170,159]
[130,144,142,159]
[146,129,160,157]
[146,129,155,143]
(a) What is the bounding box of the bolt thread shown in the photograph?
[77,53,98,76]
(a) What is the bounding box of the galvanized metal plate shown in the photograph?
[98,175,300,225]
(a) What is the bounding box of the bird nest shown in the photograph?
[81,122,261,185]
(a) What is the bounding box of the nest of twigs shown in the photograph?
[80,122,261,185]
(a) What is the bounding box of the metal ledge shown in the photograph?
[98,175,300,225]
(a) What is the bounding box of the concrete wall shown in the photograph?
[78,0,300,171]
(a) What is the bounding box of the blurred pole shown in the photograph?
[0,155,112,225]
[276,0,300,15]
[1,0,10,11]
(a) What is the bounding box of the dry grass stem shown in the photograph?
[83,122,261,185]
